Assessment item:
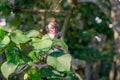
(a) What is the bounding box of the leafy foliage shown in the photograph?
[0,28,72,79]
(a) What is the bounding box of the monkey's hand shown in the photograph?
[55,32,62,39]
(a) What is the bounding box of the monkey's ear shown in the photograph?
[44,25,49,33]
[55,23,59,32]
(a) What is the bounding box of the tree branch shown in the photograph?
[61,3,76,39]
[9,7,67,13]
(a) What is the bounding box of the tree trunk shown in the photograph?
[110,0,120,80]
[92,61,100,80]
[109,62,116,80]
[84,64,92,80]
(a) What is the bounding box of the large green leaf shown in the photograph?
[24,30,39,38]
[47,52,72,72]
[0,36,10,48]
[30,35,52,51]
[11,30,30,44]
[1,61,18,79]
[33,39,52,51]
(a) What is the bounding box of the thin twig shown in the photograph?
[12,63,48,76]
[34,63,48,68]
[74,72,83,80]
[54,0,62,10]
[17,65,29,74]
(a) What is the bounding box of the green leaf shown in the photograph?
[42,34,51,40]
[28,50,41,61]
[11,30,30,44]
[30,36,52,51]
[24,30,39,38]
[53,38,68,53]
[5,47,21,64]
[27,70,42,80]
[31,38,41,42]
[33,39,52,51]
[0,36,10,48]
[1,61,18,79]
[39,67,57,77]
[1,25,13,33]
[47,52,72,72]
[0,27,5,39]
[71,75,79,80]
[21,53,32,63]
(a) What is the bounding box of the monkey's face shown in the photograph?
[48,22,57,35]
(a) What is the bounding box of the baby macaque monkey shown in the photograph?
[45,18,62,39]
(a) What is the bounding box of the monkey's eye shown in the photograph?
[50,26,55,29]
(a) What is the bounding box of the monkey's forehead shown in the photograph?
[48,23,56,28]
